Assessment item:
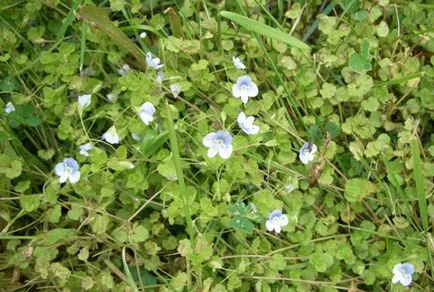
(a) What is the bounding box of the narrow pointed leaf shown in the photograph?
[220,11,310,52]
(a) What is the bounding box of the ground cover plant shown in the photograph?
[0,0,433,291]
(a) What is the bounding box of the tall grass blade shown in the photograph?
[410,138,428,232]
[220,11,310,52]
[77,5,147,71]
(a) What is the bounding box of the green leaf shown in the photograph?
[77,5,147,71]
[351,10,368,21]
[91,214,110,234]
[41,228,76,245]
[47,204,62,223]
[228,216,255,235]
[220,11,310,52]
[349,53,371,73]
[309,252,334,272]
[20,194,40,212]
[130,224,149,243]
[344,178,377,202]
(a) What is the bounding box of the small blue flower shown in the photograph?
[4,102,15,114]
[106,93,118,103]
[170,83,181,97]
[102,126,120,144]
[232,56,246,70]
[299,142,318,165]
[237,112,260,135]
[79,143,94,157]
[232,75,258,104]
[155,71,165,84]
[54,158,80,184]
[118,64,131,76]
[146,52,164,70]
[202,131,233,159]
[138,102,156,125]
[265,210,288,233]
[139,31,147,38]
[78,94,91,108]
[392,263,415,287]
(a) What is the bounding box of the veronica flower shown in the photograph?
[265,210,288,233]
[156,71,165,84]
[54,158,80,184]
[78,94,91,108]
[232,56,246,70]
[79,143,94,157]
[232,75,259,104]
[139,31,147,38]
[392,263,415,287]
[170,83,181,97]
[299,142,318,165]
[118,64,131,76]
[202,131,233,159]
[138,102,156,125]
[4,102,15,114]
[102,126,120,144]
[106,93,118,103]
[237,112,260,135]
[146,52,164,70]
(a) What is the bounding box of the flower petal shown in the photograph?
[68,171,81,184]
[54,162,65,176]
[219,144,233,159]
[265,219,275,232]
[240,94,249,104]
[237,112,246,124]
[202,133,216,147]
[232,84,242,98]
[249,125,260,135]
[247,83,258,97]
[59,173,69,183]
[207,147,218,158]
[400,275,412,287]
[279,214,289,227]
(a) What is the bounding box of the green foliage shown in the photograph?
[0,0,433,291]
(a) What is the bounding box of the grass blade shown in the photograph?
[77,5,147,71]
[410,138,428,232]
[220,11,310,52]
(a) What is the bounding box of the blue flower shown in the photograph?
[79,143,94,157]
[54,158,80,184]
[106,93,118,103]
[170,83,181,97]
[202,131,233,159]
[146,52,164,70]
[232,56,246,70]
[4,102,15,114]
[118,64,131,76]
[78,94,91,108]
[155,71,165,84]
[138,102,156,125]
[392,263,415,287]
[232,75,258,104]
[102,126,120,144]
[299,142,318,164]
[265,210,288,233]
[237,112,260,135]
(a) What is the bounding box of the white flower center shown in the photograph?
[215,139,225,147]
[272,216,280,225]
[65,167,73,174]
[240,84,248,91]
